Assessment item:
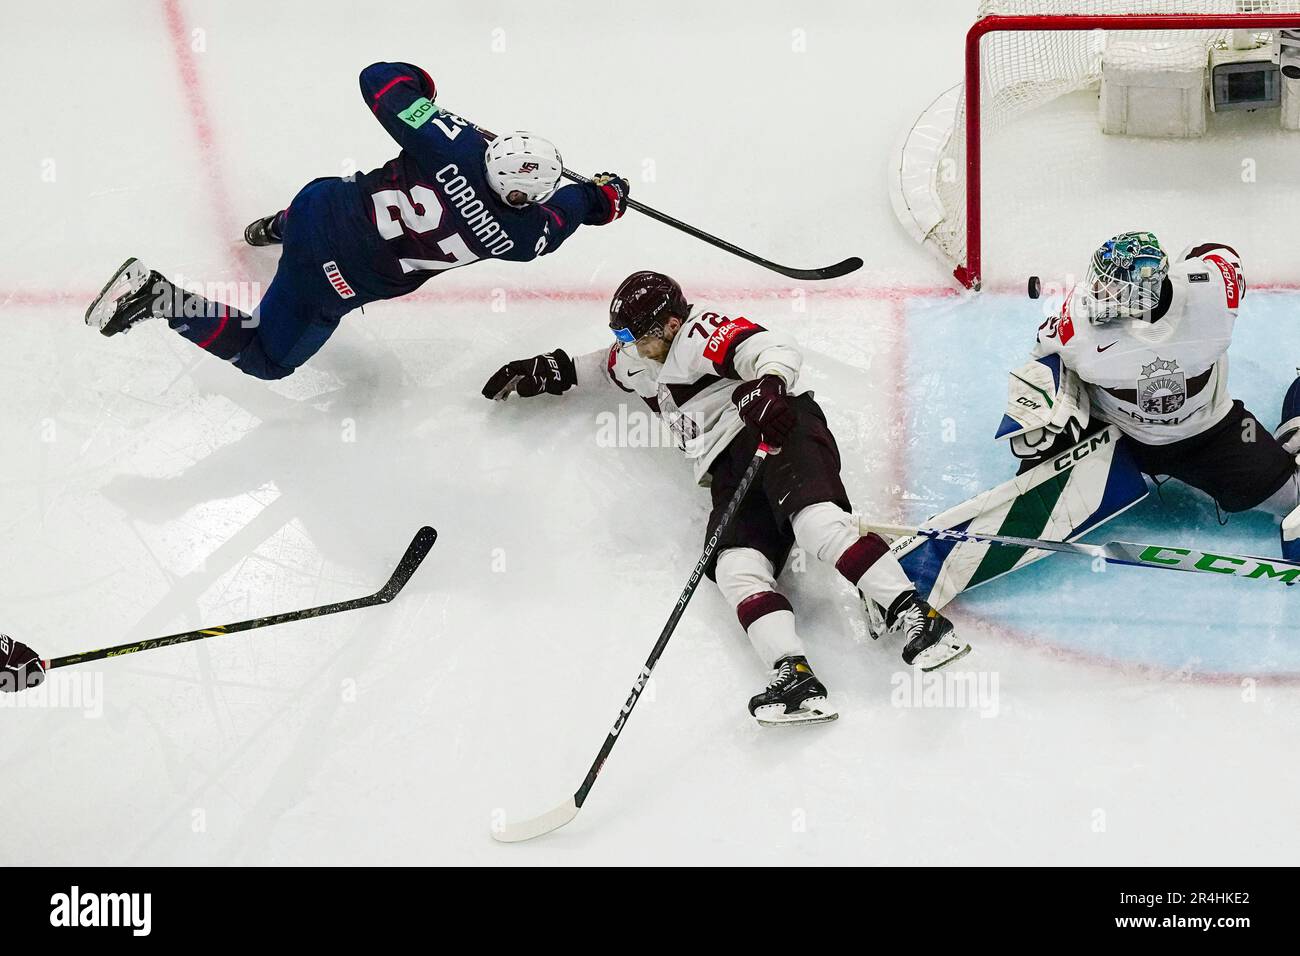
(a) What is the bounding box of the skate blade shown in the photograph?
[917,641,972,673]
[85,257,147,331]
[753,699,840,726]
[862,597,887,641]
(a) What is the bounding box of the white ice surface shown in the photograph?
[1,0,1298,865]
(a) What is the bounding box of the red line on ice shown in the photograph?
[16,281,1300,310]
[159,0,250,276]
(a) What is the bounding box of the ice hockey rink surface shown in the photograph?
[2,0,1299,865]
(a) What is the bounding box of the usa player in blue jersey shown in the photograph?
[86,62,630,381]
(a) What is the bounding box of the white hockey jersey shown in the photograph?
[574,308,804,484]
[1033,243,1244,445]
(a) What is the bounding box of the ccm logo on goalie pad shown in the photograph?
[702,317,758,363]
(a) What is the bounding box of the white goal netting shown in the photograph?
[893,0,1300,288]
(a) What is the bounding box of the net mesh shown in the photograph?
[933,1,1300,280]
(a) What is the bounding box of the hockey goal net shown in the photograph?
[892,1,1300,290]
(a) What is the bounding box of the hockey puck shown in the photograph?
[1027,275,1041,299]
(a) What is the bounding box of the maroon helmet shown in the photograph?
[609,271,691,342]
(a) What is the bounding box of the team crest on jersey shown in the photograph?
[1137,357,1186,415]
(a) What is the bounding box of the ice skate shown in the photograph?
[748,655,838,726]
[891,593,970,671]
[84,258,163,337]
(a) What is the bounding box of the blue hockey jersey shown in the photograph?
[299,62,616,301]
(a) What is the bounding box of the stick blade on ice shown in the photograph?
[492,799,579,843]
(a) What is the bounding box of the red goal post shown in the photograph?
[891,3,1300,291]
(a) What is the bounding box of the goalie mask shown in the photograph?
[1081,231,1168,325]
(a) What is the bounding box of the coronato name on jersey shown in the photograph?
[1034,243,1244,445]
[573,309,803,483]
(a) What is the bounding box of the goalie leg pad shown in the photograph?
[893,425,1148,609]
[1283,506,1300,563]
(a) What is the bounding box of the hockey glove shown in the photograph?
[482,348,577,400]
[733,375,795,446]
[0,634,45,693]
[998,357,1091,466]
[591,173,630,223]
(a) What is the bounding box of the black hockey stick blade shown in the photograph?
[469,118,861,282]
[771,256,864,281]
[45,526,437,670]
[374,525,439,602]
[586,178,863,282]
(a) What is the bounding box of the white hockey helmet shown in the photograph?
[484,132,564,206]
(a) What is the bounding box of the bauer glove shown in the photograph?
[482,348,577,400]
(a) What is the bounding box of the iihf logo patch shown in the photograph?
[1137,357,1186,415]
[322,260,356,299]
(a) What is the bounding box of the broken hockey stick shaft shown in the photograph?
[44,526,437,670]
[471,119,862,281]
[860,520,1300,586]
[493,444,773,843]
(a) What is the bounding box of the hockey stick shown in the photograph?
[556,167,862,281]
[472,119,862,281]
[43,526,438,670]
[860,520,1300,586]
[493,444,773,843]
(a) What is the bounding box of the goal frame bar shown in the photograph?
[960,12,1299,290]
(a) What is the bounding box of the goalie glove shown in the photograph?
[995,355,1091,462]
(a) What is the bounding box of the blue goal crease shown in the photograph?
[897,291,1300,675]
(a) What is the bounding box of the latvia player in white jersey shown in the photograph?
[1003,232,1300,559]
[482,271,970,725]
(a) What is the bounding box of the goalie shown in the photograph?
[1000,232,1300,559]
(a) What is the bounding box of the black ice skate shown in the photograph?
[84,258,165,337]
[243,211,284,247]
[891,593,970,671]
[748,656,838,726]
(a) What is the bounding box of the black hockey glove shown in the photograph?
[482,348,577,400]
[733,375,796,446]
[590,172,630,224]
[0,634,45,693]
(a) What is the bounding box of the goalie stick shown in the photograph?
[492,444,773,843]
[860,520,1300,586]
[470,118,862,281]
[43,526,437,670]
